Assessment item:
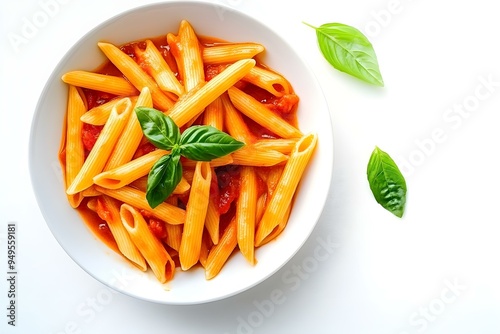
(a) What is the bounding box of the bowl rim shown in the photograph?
[28,0,334,305]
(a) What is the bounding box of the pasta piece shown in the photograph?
[120,204,175,283]
[258,205,291,246]
[61,71,138,96]
[201,102,223,245]
[221,93,254,144]
[95,185,186,225]
[93,149,168,189]
[66,98,133,195]
[227,87,302,139]
[166,58,255,128]
[96,196,147,270]
[179,162,211,270]
[135,40,184,97]
[164,223,182,252]
[231,147,288,167]
[64,85,86,208]
[265,165,284,198]
[202,43,265,64]
[182,168,195,184]
[255,193,267,223]
[204,188,220,245]
[236,166,258,265]
[81,185,101,197]
[97,42,174,111]
[81,96,138,126]
[205,217,237,280]
[252,138,299,154]
[181,155,233,168]
[167,20,205,92]
[103,87,153,170]
[198,231,213,268]
[86,197,98,212]
[242,66,291,97]
[203,96,224,130]
[255,133,318,246]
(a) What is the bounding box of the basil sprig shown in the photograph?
[135,107,245,208]
[304,22,384,86]
[367,146,407,218]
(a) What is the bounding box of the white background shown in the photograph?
[1,0,500,333]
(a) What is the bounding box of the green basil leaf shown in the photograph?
[135,107,180,150]
[367,146,407,218]
[304,22,384,86]
[179,125,245,161]
[146,152,182,209]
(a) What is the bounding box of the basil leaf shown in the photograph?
[146,151,182,208]
[179,125,245,161]
[367,146,407,218]
[304,22,384,86]
[135,107,180,150]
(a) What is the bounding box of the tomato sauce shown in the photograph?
[64,33,299,253]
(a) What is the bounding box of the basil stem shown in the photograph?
[180,125,245,161]
[135,107,244,208]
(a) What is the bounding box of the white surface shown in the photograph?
[1,0,499,333]
[28,1,333,305]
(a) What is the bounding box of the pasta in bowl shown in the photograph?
[29,1,333,304]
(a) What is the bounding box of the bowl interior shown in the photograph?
[29,1,333,304]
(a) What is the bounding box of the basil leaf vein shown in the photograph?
[304,22,384,86]
[180,125,245,161]
[367,146,407,218]
[135,107,180,150]
[146,152,182,209]
[134,106,244,208]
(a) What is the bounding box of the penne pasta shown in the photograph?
[64,85,86,208]
[228,86,302,139]
[202,42,265,64]
[258,204,291,246]
[236,166,258,265]
[221,92,254,144]
[120,204,175,283]
[95,185,186,225]
[135,40,184,97]
[203,96,224,130]
[164,223,183,252]
[61,71,138,96]
[97,42,174,111]
[166,58,255,128]
[66,98,133,195]
[167,20,205,93]
[103,87,153,171]
[198,231,213,268]
[81,96,138,126]
[231,147,288,167]
[204,198,220,245]
[59,20,318,284]
[81,185,101,198]
[255,133,318,246]
[242,66,291,97]
[205,217,238,280]
[179,161,212,270]
[252,138,299,154]
[93,149,168,189]
[96,195,147,270]
[181,155,233,169]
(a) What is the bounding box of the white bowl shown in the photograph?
[29,1,333,304]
